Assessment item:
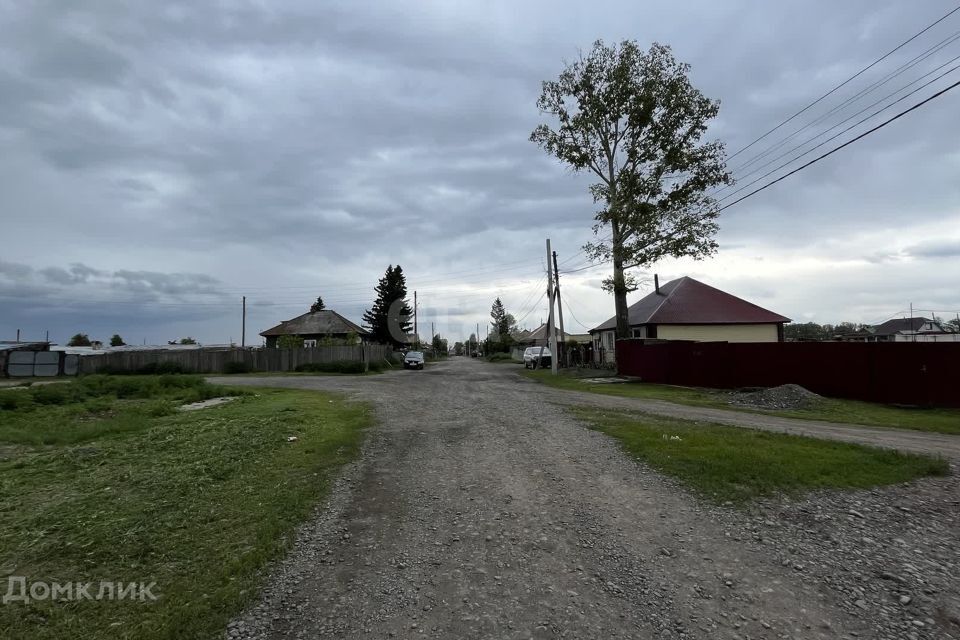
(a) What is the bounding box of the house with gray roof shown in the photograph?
[260,310,370,348]
[841,317,960,343]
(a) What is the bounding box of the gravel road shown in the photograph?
[212,358,959,640]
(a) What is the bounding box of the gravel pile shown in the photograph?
[726,383,824,410]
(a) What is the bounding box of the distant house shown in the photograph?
[513,323,591,347]
[589,276,790,363]
[842,317,960,343]
[260,310,370,348]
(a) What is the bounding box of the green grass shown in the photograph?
[0,384,372,640]
[523,369,960,435]
[0,375,244,445]
[573,408,950,504]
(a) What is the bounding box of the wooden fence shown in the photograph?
[78,345,394,375]
[615,339,960,407]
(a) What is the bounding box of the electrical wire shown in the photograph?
[725,27,960,181]
[717,76,960,212]
[724,4,960,162]
[717,62,960,206]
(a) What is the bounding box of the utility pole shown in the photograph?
[552,250,566,368]
[241,296,246,348]
[546,238,558,375]
[414,291,418,348]
[909,302,914,343]
[476,322,480,355]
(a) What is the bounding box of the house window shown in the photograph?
[303,339,317,348]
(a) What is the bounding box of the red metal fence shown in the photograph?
[615,340,960,407]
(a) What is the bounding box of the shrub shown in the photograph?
[31,384,85,406]
[294,361,366,374]
[223,361,255,374]
[487,352,515,362]
[157,374,205,390]
[0,392,35,411]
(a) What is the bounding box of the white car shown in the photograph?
[523,346,552,369]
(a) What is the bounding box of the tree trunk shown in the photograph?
[611,220,631,340]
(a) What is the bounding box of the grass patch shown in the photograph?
[0,375,244,446]
[573,407,949,504]
[523,369,960,435]
[486,352,519,363]
[293,360,385,374]
[0,386,371,640]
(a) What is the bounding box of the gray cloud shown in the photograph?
[1,0,959,344]
[906,239,960,259]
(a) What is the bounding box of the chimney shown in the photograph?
[654,274,660,295]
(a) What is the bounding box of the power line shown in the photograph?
[718,76,960,212]
[725,4,960,162]
[513,290,547,326]
[717,61,960,205]
[724,29,960,184]
[558,293,596,331]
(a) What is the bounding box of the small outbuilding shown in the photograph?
[260,310,370,348]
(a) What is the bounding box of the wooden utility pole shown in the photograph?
[552,250,566,368]
[414,291,418,348]
[241,296,246,347]
[546,239,558,375]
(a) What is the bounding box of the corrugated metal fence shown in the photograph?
[616,340,960,407]
[78,345,394,375]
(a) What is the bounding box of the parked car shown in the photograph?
[403,351,425,370]
[523,346,552,369]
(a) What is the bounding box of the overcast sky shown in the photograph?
[2,0,959,345]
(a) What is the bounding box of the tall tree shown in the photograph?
[68,333,92,347]
[532,40,731,339]
[362,265,413,347]
[310,296,326,313]
[109,334,125,347]
[489,297,516,338]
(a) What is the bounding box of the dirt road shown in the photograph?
[212,358,959,640]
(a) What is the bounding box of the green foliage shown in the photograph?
[0,388,370,640]
[0,375,243,445]
[489,297,515,338]
[109,334,125,347]
[294,360,367,374]
[223,361,255,374]
[574,408,948,503]
[97,361,192,375]
[179,337,197,345]
[276,334,305,349]
[524,370,960,435]
[486,352,516,362]
[67,333,92,347]
[784,321,872,341]
[452,341,464,356]
[431,333,448,355]
[310,296,326,312]
[531,40,730,337]
[362,265,413,347]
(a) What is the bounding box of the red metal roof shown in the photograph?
[591,277,790,331]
